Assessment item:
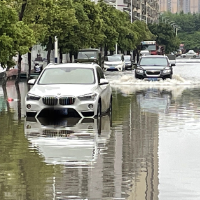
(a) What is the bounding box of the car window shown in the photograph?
[38,67,95,84]
[78,51,97,59]
[140,57,168,66]
[124,56,131,61]
[107,56,122,61]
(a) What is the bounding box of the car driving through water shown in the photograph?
[25,63,112,118]
[134,55,174,80]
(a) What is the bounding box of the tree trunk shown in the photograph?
[104,45,108,56]
[69,51,73,63]
[28,47,32,80]
[15,83,21,120]
[15,55,22,85]
[47,37,52,64]
[60,48,63,63]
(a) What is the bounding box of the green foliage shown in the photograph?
[0,1,36,68]
[148,22,180,53]
[161,11,200,51]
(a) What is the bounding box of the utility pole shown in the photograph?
[115,0,118,54]
[131,0,132,23]
[54,36,58,63]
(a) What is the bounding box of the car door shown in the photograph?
[96,66,111,112]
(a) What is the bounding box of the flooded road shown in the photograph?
[1,60,200,199]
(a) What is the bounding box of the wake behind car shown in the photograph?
[25,63,112,118]
[104,54,125,71]
[135,55,173,80]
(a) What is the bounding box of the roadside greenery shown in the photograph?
[161,11,200,52]
[0,0,181,72]
[148,22,180,54]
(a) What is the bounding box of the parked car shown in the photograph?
[124,55,133,70]
[181,50,198,58]
[134,55,174,80]
[104,54,125,71]
[25,63,112,118]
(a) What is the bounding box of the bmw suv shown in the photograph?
[135,55,174,80]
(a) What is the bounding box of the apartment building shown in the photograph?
[159,0,200,13]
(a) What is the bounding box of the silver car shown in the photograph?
[181,50,198,58]
[25,63,112,118]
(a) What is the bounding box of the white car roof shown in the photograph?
[45,63,99,69]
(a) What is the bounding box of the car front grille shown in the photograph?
[42,96,75,105]
[59,97,75,105]
[42,97,58,105]
[146,70,160,76]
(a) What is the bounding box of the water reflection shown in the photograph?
[136,88,171,113]
[25,115,111,166]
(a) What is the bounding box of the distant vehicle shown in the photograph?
[181,50,198,58]
[104,54,125,71]
[33,56,43,73]
[75,48,104,68]
[140,41,158,55]
[134,55,174,80]
[25,63,112,118]
[124,55,133,70]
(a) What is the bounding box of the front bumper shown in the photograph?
[104,65,123,71]
[135,69,171,79]
[25,97,98,118]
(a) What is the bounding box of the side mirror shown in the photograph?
[28,79,36,85]
[171,63,176,66]
[99,79,109,85]
[104,56,108,61]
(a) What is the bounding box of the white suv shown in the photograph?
[25,63,112,118]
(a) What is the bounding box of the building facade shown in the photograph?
[92,0,160,23]
[159,0,200,13]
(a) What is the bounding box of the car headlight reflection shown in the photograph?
[78,93,97,101]
[26,93,41,101]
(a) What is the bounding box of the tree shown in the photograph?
[148,22,180,53]
[0,1,35,85]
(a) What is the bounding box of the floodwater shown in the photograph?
[1,59,200,199]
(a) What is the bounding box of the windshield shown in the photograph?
[78,51,97,59]
[140,57,168,66]
[141,44,156,51]
[124,56,131,61]
[38,67,95,84]
[107,56,122,62]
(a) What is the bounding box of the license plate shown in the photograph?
[109,66,115,69]
[148,78,158,81]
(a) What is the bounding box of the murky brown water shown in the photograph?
[1,62,200,199]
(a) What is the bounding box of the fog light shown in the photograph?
[27,104,31,109]
[88,104,93,109]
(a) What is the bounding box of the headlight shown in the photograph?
[136,69,143,74]
[104,64,109,68]
[78,93,97,101]
[163,68,171,74]
[26,93,41,101]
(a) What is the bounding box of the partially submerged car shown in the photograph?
[134,55,174,80]
[124,55,133,70]
[25,63,112,118]
[104,54,125,71]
